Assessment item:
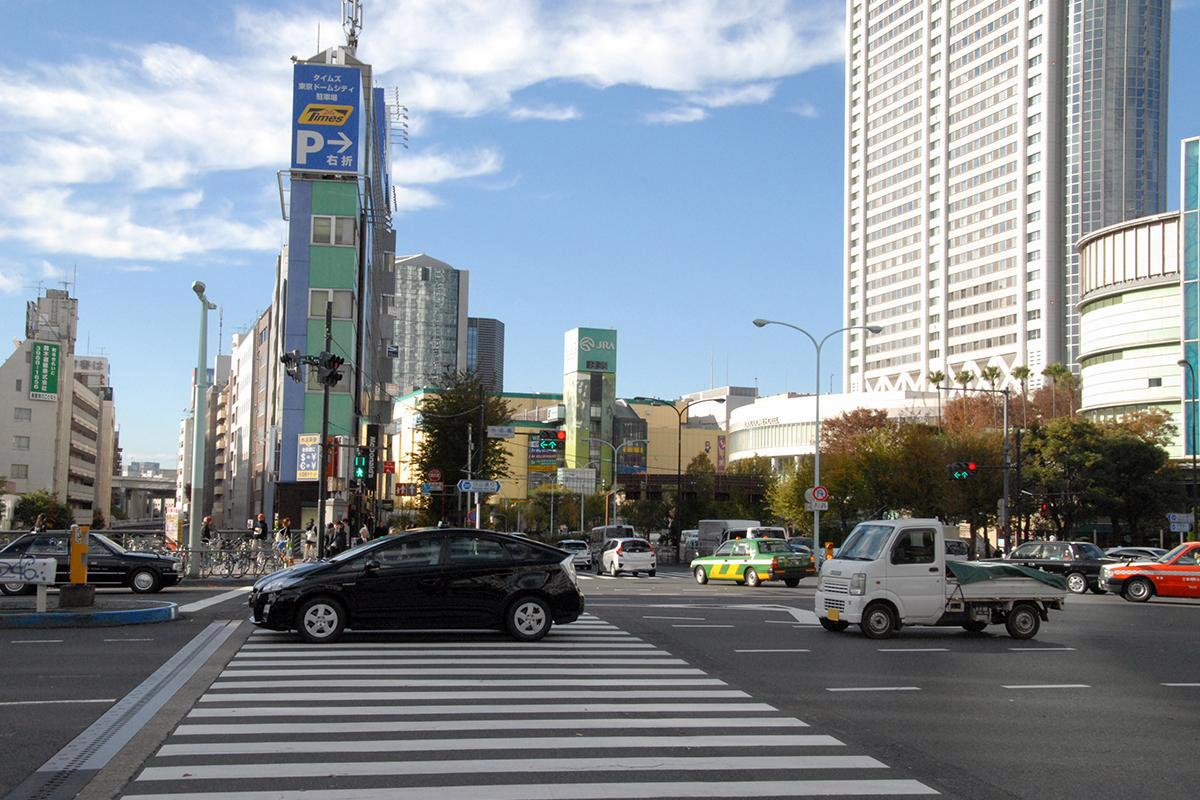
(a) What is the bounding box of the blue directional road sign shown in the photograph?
[291,64,362,174]
[457,479,501,494]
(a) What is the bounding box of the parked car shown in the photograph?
[1104,546,1168,561]
[0,531,181,594]
[992,540,1117,594]
[785,540,822,574]
[1100,542,1200,602]
[597,537,656,577]
[248,528,584,643]
[557,539,592,569]
[691,538,809,587]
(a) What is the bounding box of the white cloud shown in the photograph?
[509,105,582,121]
[392,148,504,184]
[788,102,819,118]
[644,106,708,125]
[689,82,777,108]
[113,264,157,273]
[0,270,19,293]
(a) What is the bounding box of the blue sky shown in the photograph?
[0,0,1196,466]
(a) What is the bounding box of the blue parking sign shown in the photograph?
[291,64,362,174]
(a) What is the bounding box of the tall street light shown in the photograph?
[188,281,217,578]
[752,320,883,555]
[586,438,649,525]
[633,397,726,541]
[1178,358,1198,517]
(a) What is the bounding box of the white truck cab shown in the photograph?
[815,519,1066,640]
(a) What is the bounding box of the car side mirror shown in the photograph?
[363,558,380,573]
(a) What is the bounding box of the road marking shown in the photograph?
[736,649,811,653]
[826,687,922,693]
[0,698,115,707]
[1002,684,1091,689]
[187,702,782,718]
[229,658,688,667]
[156,733,842,757]
[878,648,950,653]
[1008,647,1077,651]
[200,689,752,702]
[177,586,251,613]
[10,639,64,644]
[240,641,655,650]
[174,717,811,736]
[1162,683,1200,687]
[104,638,154,642]
[643,615,705,620]
[222,667,706,677]
[138,755,886,782]
[210,677,729,689]
[672,624,734,628]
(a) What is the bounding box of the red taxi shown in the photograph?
[1100,542,1200,602]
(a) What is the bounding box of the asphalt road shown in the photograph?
[3,568,1197,799]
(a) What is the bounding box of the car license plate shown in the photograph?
[827,608,840,622]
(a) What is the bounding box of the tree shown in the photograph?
[622,495,670,534]
[13,490,69,529]
[1022,418,1104,537]
[1011,366,1031,428]
[928,370,947,428]
[413,371,514,525]
[980,365,1002,392]
[91,509,107,530]
[954,369,975,394]
[1041,363,1071,419]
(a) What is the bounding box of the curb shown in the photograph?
[0,601,178,628]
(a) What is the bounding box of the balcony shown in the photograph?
[70,434,98,458]
[69,457,96,480]
[67,481,94,502]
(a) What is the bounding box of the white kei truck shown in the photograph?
[814,519,1067,640]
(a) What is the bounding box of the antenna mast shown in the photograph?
[342,0,363,53]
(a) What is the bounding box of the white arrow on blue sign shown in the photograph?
[457,479,501,494]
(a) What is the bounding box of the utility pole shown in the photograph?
[316,301,333,558]
[477,384,486,530]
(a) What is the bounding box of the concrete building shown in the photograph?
[844,0,1170,394]
[467,317,505,392]
[392,254,469,394]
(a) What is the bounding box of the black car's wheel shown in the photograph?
[819,617,849,632]
[1005,603,1041,640]
[962,620,988,633]
[507,596,552,642]
[784,577,801,588]
[1122,577,1154,603]
[1065,572,1088,595]
[129,568,161,594]
[648,569,656,577]
[744,568,761,587]
[296,596,346,643]
[860,603,896,639]
[1,582,34,596]
[694,567,708,584]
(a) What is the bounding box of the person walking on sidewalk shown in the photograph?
[304,521,317,561]
[251,513,271,566]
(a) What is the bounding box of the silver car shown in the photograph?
[557,539,593,570]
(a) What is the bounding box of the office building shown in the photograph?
[844,0,1170,393]
[391,254,469,394]
[467,317,505,392]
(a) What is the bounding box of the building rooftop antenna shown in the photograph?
[343,0,363,53]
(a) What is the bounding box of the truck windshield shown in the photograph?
[837,524,894,561]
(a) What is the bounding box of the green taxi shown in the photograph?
[691,538,810,587]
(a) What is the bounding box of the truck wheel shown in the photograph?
[1065,572,1088,594]
[693,567,708,585]
[860,603,896,639]
[744,568,761,587]
[784,577,800,588]
[1005,603,1040,640]
[1122,578,1153,603]
[961,620,988,633]
[819,617,849,632]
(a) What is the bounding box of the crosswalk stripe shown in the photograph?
[156,734,841,757]
[225,658,687,666]
[185,702,781,718]
[231,647,647,658]
[238,641,653,650]
[137,755,885,782]
[198,689,751,702]
[219,667,707,677]
[208,677,729,689]
[173,716,810,736]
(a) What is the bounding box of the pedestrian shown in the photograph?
[201,516,214,546]
[304,521,317,561]
[358,523,371,546]
[334,520,349,553]
[277,517,295,564]
[252,512,270,561]
[32,514,47,533]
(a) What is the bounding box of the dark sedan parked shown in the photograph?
[0,531,181,594]
[994,540,1117,594]
[249,528,585,643]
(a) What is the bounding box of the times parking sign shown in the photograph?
[291,64,362,174]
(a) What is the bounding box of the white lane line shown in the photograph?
[1002,684,1091,689]
[221,667,706,677]
[229,658,687,668]
[138,755,883,782]
[672,624,734,628]
[735,649,811,653]
[1162,683,1200,687]
[199,689,751,702]
[643,615,705,621]
[0,699,116,707]
[238,642,652,651]
[878,648,950,653]
[175,717,810,736]
[826,686,922,693]
[104,638,154,642]
[209,678,729,689]
[187,702,781,718]
[119,780,936,799]
[156,733,841,757]
[1008,647,1077,652]
[176,586,251,613]
[10,639,64,644]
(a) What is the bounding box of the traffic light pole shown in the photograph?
[316,300,332,559]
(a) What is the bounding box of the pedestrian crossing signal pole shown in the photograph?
[316,301,333,559]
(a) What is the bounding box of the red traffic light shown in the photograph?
[967,462,977,472]
[556,431,566,440]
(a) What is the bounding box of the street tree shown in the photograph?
[13,490,69,529]
[928,370,947,428]
[1011,366,1031,427]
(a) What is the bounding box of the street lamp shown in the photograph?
[633,398,726,540]
[586,438,649,525]
[1178,358,1198,514]
[752,319,883,555]
[188,281,217,578]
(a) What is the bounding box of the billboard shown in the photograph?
[296,434,321,480]
[564,327,617,374]
[290,64,363,174]
[29,341,60,401]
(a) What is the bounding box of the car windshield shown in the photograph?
[327,537,391,563]
[1159,544,1193,563]
[757,540,790,554]
[92,533,127,554]
[1075,542,1105,559]
[837,524,894,561]
[559,541,586,551]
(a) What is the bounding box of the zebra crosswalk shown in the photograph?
[121,614,937,799]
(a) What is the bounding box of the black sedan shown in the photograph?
[0,531,181,594]
[249,528,585,643]
[993,540,1117,594]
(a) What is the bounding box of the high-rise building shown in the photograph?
[391,254,469,393]
[844,1,1169,392]
[467,317,505,392]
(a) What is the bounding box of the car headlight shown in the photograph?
[261,578,291,593]
[850,572,867,596]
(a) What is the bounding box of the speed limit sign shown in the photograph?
[812,485,830,502]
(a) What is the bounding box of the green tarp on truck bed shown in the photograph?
[947,560,1068,591]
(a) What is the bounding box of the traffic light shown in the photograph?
[317,352,345,387]
[538,430,566,450]
[353,447,369,480]
[280,350,303,383]
[948,461,978,480]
